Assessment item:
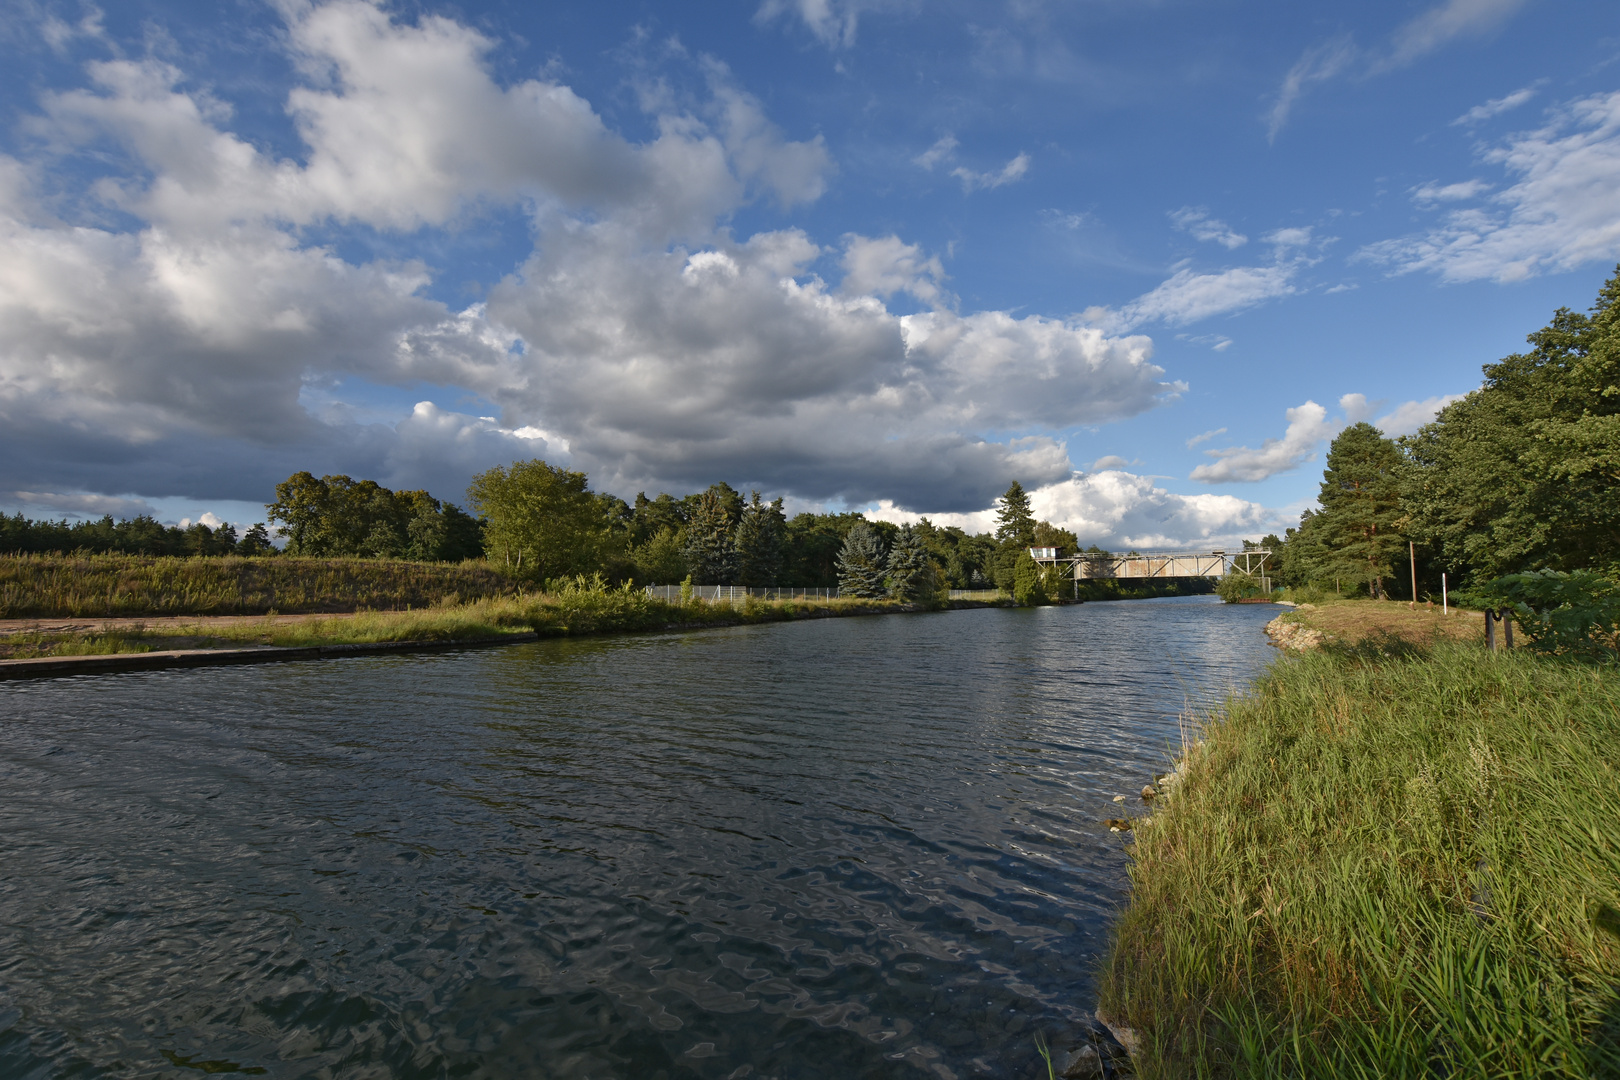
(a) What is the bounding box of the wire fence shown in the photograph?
[642,585,843,603]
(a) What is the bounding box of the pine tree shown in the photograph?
[994,481,1036,545]
[1306,422,1406,598]
[885,522,934,600]
[682,490,737,585]
[836,520,889,597]
[734,492,785,586]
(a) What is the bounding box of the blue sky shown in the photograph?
[2,0,1617,545]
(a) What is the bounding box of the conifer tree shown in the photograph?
[683,490,738,585]
[885,522,934,600]
[836,520,889,597]
[994,481,1037,545]
[1303,422,1406,597]
[734,492,786,586]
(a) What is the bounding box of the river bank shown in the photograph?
[1096,605,1620,1077]
[0,588,1010,676]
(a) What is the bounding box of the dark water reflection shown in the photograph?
[0,597,1278,1079]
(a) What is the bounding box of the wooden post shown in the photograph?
[1442,572,1448,615]
[1409,541,1417,610]
[1503,611,1513,649]
[1485,609,1496,651]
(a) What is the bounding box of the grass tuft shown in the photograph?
[1099,643,1620,1078]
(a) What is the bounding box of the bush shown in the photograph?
[1217,570,1263,603]
[1478,568,1620,662]
[1011,552,1048,606]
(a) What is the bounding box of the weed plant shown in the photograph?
[1100,641,1620,1078]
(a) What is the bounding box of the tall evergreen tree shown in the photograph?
[734,491,786,586]
[994,481,1037,545]
[683,489,738,585]
[885,522,934,600]
[836,520,889,597]
[1301,422,1406,597]
[1403,266,1620,581]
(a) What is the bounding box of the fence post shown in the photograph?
[1485,609,1496,651]
[1502,609,1513,649]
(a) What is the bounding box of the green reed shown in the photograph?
[1099,642,1620,1078]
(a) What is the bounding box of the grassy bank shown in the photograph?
[0,553,521,618]
[1098,642,1620,1077]
[1273,596,1485,648]
[0,585,959,659]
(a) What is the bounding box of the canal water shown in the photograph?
[0,597,1278,1079]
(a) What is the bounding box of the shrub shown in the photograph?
[1478,568,1620,662]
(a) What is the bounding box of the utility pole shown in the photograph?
[1409,540,1417,611]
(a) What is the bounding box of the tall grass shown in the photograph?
[0,554,521,618]
[1099,643,1620,1078]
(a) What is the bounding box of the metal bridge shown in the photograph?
[1029,547,1273,589]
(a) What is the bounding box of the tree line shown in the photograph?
[1259,267,1620,599]
[0,513,275,557]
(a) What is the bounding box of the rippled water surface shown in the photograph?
[0,598,1278,1079]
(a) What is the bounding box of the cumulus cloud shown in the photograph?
[1190,400,1337,484]
[1188,392,1459,483]
[872,470,1286,550]
[1453,84,1539,126]
[1358,90,1620,282]
[1,0,1173,515]
[1170,207,1247,250]
[840,234,946,306]
[1374,394,1467,436]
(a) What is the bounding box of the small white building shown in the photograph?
[1028,547,1059,559]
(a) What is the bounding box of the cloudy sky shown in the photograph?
[2,0,1617,547]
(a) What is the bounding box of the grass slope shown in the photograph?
[0,587,956,658]
[1099,642,1620,1077]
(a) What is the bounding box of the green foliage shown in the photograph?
[682,489,738,584]
[632,526,688,584]
[1403,267,1620,582]
[994,480,1036,545]
[1011,551,1048,605]
[836,520,889,597]
[783,511,867,586]
[1100,644,1620,1078]
[884,522,935,601]
[1216,570,1263,603]
[0,554,519,618]
[465,459,606,581]
[734,491,786,586]
[1292,422,1406,597]
[1479,568,1620,662]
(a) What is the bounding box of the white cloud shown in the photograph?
[752,0,910,48]
[1374,394,1467,436]
[1267,36,1357,143]
[1188,392,1460,483]
[1358,90,1620,282]
[1411,179,1492,204]
[1268,0,1526,140]
[1453,85,1539,126]
[1190,399,1336,484]
[3,1,1183,515]
[1088,263,1298,332]
[1384,0,1527,70]
[1169,207,1247,250]
[1090,455,1130,470]
[952,152,1031,193]
[1185,427,1227,448]
[872,470,1287,551]
[1263,226,1315,249]
[913,134,958,170]
[840,234,946,306]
